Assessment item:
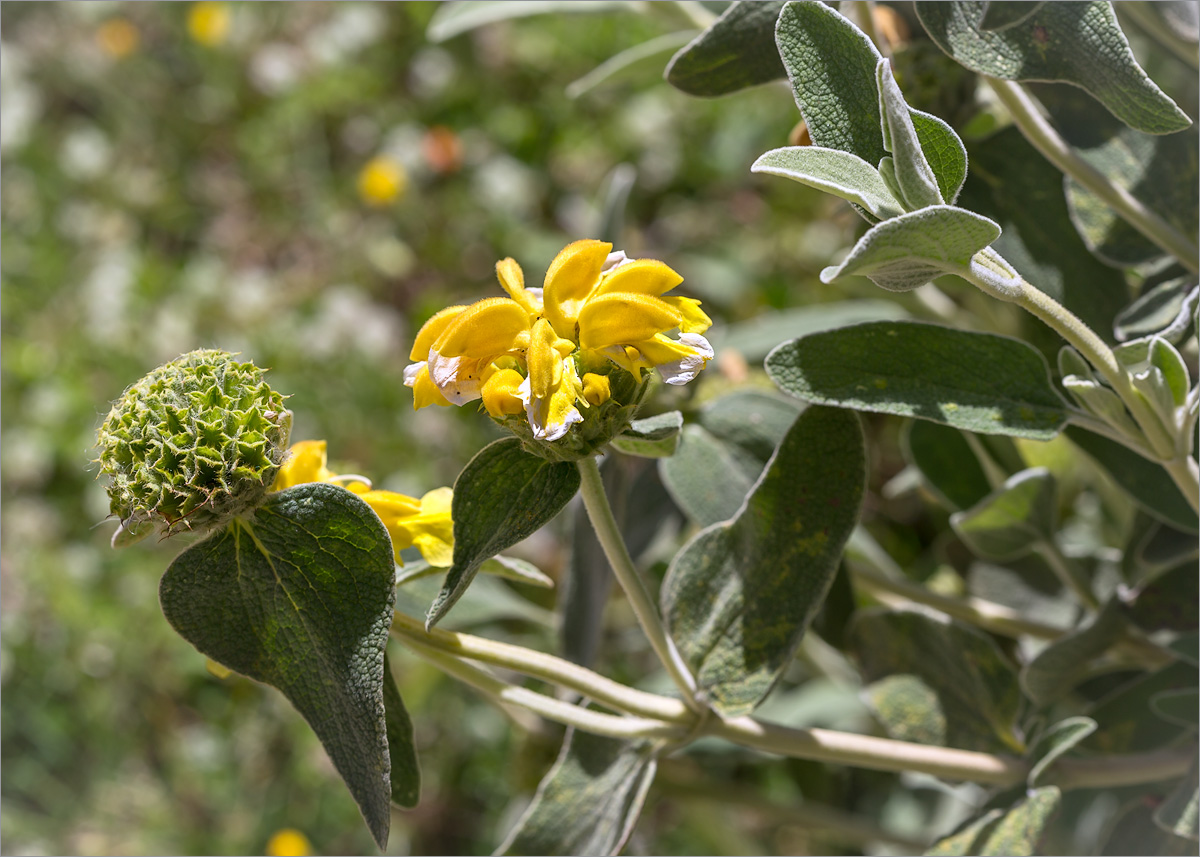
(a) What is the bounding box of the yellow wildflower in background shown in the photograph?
[187,2,230,47]
[404,240,713,443]
[96,19,140,59]
[265,828,312,857]
[272,441,453,566]
[357,156,408,207]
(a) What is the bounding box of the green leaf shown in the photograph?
[665,1,787,97]
[819,206,1001,293]
[751,146,906,220]
[956,125,1130,342]
[850,609,1024,754]
[496,730,658,856]
[877,60,943,209]
[706,300,910,363]
[925,786,1061,856]
[1155,760,1200,842]
[951,467,1057,560]
[1021,600,1126,707]
[660,391,803,527]
[979,1,1047,32]
[1086,659,1197,753]
[663,406,865,716]
[1150,337,1191,407]
[1115,278,1198,343]
[1127,560,1200,633]
[863,674,948,747]
[428,438,580,628]
[1101,797,1199,856]
[775,2,968,209]
[1063,426,1198,532]
[1151,688,1200,729]
[426,0,634,42]
[915,2,1191,134]
[1027,716,1097,786]
[911,110,968,206]
[567,32,695,100]
[903,421,992,511]
[159,483,398,849]
[382,652,420,808]
[609,410,683,458]
[765,320,1071,440]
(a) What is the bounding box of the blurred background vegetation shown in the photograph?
[2,2,1193,856]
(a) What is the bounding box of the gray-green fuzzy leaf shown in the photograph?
[427,0,634,42]
[820,206,1000,292]
[160,483,399,849]
[706,299,909,363]
[1115,278,1198,343]
[610,411,683,458]
[979,1,1047,32]
[925,786,1061,856]
[382,652,421,808]
[1127,560,1200,633]
[877,59,943,209]
[765,321,1070,439]
[1151,688,1200,730]
[663,406,865,717]
[665,1,787,96]
[751,146,905,220]
[1064,426,1198,532]
[428,438,580,628]
[910,109,968,205]
[1027,716,1097,786]
[916,1,1191,134]
[1021,600,1126,707]
[851,609,1024,754]
[1155,760,1200,842]
[496,731,658,856]
[776,0,886,165]
[951,467,1057,560]
[904,420,994,511]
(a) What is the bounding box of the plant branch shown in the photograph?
[985,76,1199,274]
[1042,744,1196,791]
[400,635,689,742]
[1036,540,1100,610]
[391,611,692,724]
[577,455,701,708]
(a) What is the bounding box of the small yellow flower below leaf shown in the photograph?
[582,373,611,406]
[357,156,407,207]
[187,2,230,47]
[273,441,453,567]
[266,828,312,857]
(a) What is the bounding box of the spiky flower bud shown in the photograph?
[97,349,292,546]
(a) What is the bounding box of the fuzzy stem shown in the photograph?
[401,636,688,742]
[392,612,692,724]
[985,77,1199,274]
[577,455,701,708]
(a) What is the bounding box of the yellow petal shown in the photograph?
[272,440,334,491]
[481,368,526,416]
[594,258,683,297]
[542,239,612,338]
[577,292,682,350]
[662,295,712,334]
[581,372,611,405]
[407,363,453,410]
[527,318,565,400]
[410,305,467,361]
[434,297,531,360]
[360,489,423,522]
[496,258,541,315]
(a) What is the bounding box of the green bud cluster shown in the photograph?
[97,349,292,545]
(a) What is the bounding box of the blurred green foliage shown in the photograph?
[0,2,866,854]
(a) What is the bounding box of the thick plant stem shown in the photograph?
[577,455,701,708]
[392,612,692,724]
[986,77,1200,274]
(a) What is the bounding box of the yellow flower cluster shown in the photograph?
[272,441,453,567]
[404,240,713,441]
